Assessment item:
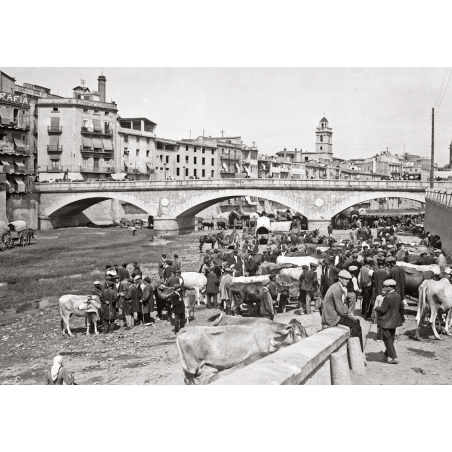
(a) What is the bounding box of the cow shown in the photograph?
[154,284,197,324]
[181,272,207,306]
[78,296,102,335]
[59,294,100,336]
[404,267,434,299]
[176,321,307,384]
[259,262,296,276]
[416,279,452,340]
[276,255,318,267]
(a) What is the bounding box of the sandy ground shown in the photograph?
[1,226,451,385]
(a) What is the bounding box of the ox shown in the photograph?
[276,255,319,267]
[416,279,452,340]
[403,267,434,298]
[59,294,100,336]
[259,262,296,276]
[154,285,197,324]
[176,321,307,384]
[78,296,102,335]
[181,272,207,306]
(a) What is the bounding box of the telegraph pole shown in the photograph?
[430,108,434,188]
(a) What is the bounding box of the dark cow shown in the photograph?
[416,279,452,340]
[405,254,422,265]
[176,321,308,384]
[404,267,434,298]
[259,262,296,276]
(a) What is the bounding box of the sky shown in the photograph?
[5,67,452,165]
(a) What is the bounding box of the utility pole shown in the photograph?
[430,108,434,188]
[221,129,225,137]
[449,141,452,168]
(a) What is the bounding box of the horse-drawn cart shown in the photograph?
[0,220,34,250]
[0,220,13,250]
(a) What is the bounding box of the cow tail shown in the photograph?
[416,281,425,325]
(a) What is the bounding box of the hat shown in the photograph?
[162,254,167,257]
[352,252,358,258]
[338,270,352,279]
[144,276,151,283]
[387,245,393,249]
[214,249,219,253]
[386,256,396,262]
[134,275,141,281]
[348,265,358,272]
[323,257,330,264]
[310,262,318,268]
[105,265,111,269]
[233,250,238,254]
[365,257,374,264]
[225,267,233,272]
[93,280,100,285]
[396,242,402,247]
[363,245,369,248]
[174,253,178,257]
[301,265,309,270]
[434,249,442,254]
[269,274,276,280]
[383,279,396,287]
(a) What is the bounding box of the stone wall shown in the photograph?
[425,189,452,257]
[6,193,39,229]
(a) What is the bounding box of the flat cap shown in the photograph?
[348,265,358,272]
[93,281,100,285]
[338,270,352,279]
[310,262,318,268]
[383,279,396,286]
[434,249,442,254]
[386,256,396,262]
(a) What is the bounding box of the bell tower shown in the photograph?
[315,117,333,154]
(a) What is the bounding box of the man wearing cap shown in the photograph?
[375,279,404,364]
[101,280,119,333]
[163,260,174,282]
[173,254,181,274]
[368,258,391,320]
[321,270,363,351]
[92,281,104,302]
[206,268,220,309]
[159,254,167,282]
[387,257,406,304]
[246,252,257,276]
[320,258,339,300]
[231,249,244,275]
[219,267,233,311]
[300,262,319,314]
[124,275,142,329]
[117,263,130,282]
[346,265,360,314]
[298,264,309,313]
[349,252,363,272]
[131,262,142,279]
[359,258,374,317]
[435,249,447,267]
[166,270,179,288]
[395,243,406,262]
[138,275,152,323]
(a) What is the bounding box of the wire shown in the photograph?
[434,68,448,107]
[436,68,452,113]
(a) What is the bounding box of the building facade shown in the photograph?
[37,76,118,181]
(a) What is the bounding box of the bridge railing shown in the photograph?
[34,178,452,192]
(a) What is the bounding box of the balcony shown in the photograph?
[81,126,113,136]
[0,164,34,175]
[80,146,113,158]
[46,165,63,173]
[47,145,63,154]
[1,143,31,156]
[220,154,241,161]
[48,126,62,134]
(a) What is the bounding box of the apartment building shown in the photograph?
[177,136,218,180]
[117,117,157,180]
[36,75,118,181]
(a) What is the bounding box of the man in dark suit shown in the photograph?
[246,253,257,276]
[375,279,404,364]
[116,263,130,281]
[300,262,319,314]
[320,258,339,298]
[231,249,244,275]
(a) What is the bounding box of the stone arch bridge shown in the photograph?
[36,179,445,231]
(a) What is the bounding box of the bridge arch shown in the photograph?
[328,191,425,219]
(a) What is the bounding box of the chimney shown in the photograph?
[98,74,106,102]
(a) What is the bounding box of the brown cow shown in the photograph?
[416,279,452,340]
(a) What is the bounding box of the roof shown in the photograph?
[156,137,179,145]
[320,117,328,123]
[119,117,157,126]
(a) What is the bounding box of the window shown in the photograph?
[124,149,129,156]
[202,148,205,153]
[320,146,323,151]
[159,155,163,161]
[194,157,197,164]
[176,168,180,176]
[146,150,150,157]
[194,169,197,177]
[211,158,214,166]
[320,136,323,142]
[83,109,89,113]
[202,169,205,177]
[124,135,128,142]
[186,156,189,163]
[194,147,197,152]
[185,168,189,176]
[104,111,109,116]
[93,110,99,114]
[202,158,205,165]
[177,155,180,163]
[51,159,60,167]
[136,149,139,156]
[165,156,168,164]
[212,149,215,155]
[136,136,140,142]
[305,157,308,161]
[146,137,150,143]
[52,107,59,112]
[186,145,189,151]
[23,110,26,115]
[211,170,214,177]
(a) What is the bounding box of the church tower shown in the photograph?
[315,117,333,154]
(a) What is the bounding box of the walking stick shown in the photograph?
[141,301,145,326]
[363,320,373,351]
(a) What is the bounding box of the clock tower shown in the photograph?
[315,117,333,154]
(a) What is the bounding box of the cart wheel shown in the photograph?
[6,238,13,249]
[20,236,25,247]
[0,242,5,251]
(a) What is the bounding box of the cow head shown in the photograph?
[269,320,308,349]
[78,296,101,311]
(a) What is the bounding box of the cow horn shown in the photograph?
[270,338,281,349]
[213,312,223,326]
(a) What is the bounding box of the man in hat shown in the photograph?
[395,243,406,262]
[117,263,130,282]
[159,254,167,282]
[206,268,220,309]
[211,249,222,269]
[131,262,142,279]
[298,264,309,313]
[203,249,212,267]
[245,252,257,276]
[219,267,233,312]
[173,253,181,274]
[92,281,104,302]
[320,258,339,299]
[375,279,404,364]
[140,276,154,325]
[231,249,244,275]
[163,260,173,282]
[300,262,319,314]
[349,252,362,272]
[124,275,142,329]
[346,265,360,314]
[387,257,406,305]
[101,280,118,333]
[230,264,242,278]
[166,270,180,288]
[321,270,363,351]
[368,258,391,320]
[359,257,374,317]
[435,249,447,267]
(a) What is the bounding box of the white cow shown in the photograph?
[181,272,207,306]
[78,296,102,335]
[232,275,270,284]
[396,261,451,275]
[280,266,322,283]
[59,294,100,336]
[276,255,319,267]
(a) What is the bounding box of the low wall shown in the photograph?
[210,326,350,385]
[425,188,452,257]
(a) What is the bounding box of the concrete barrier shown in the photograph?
[210,325,351,385]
